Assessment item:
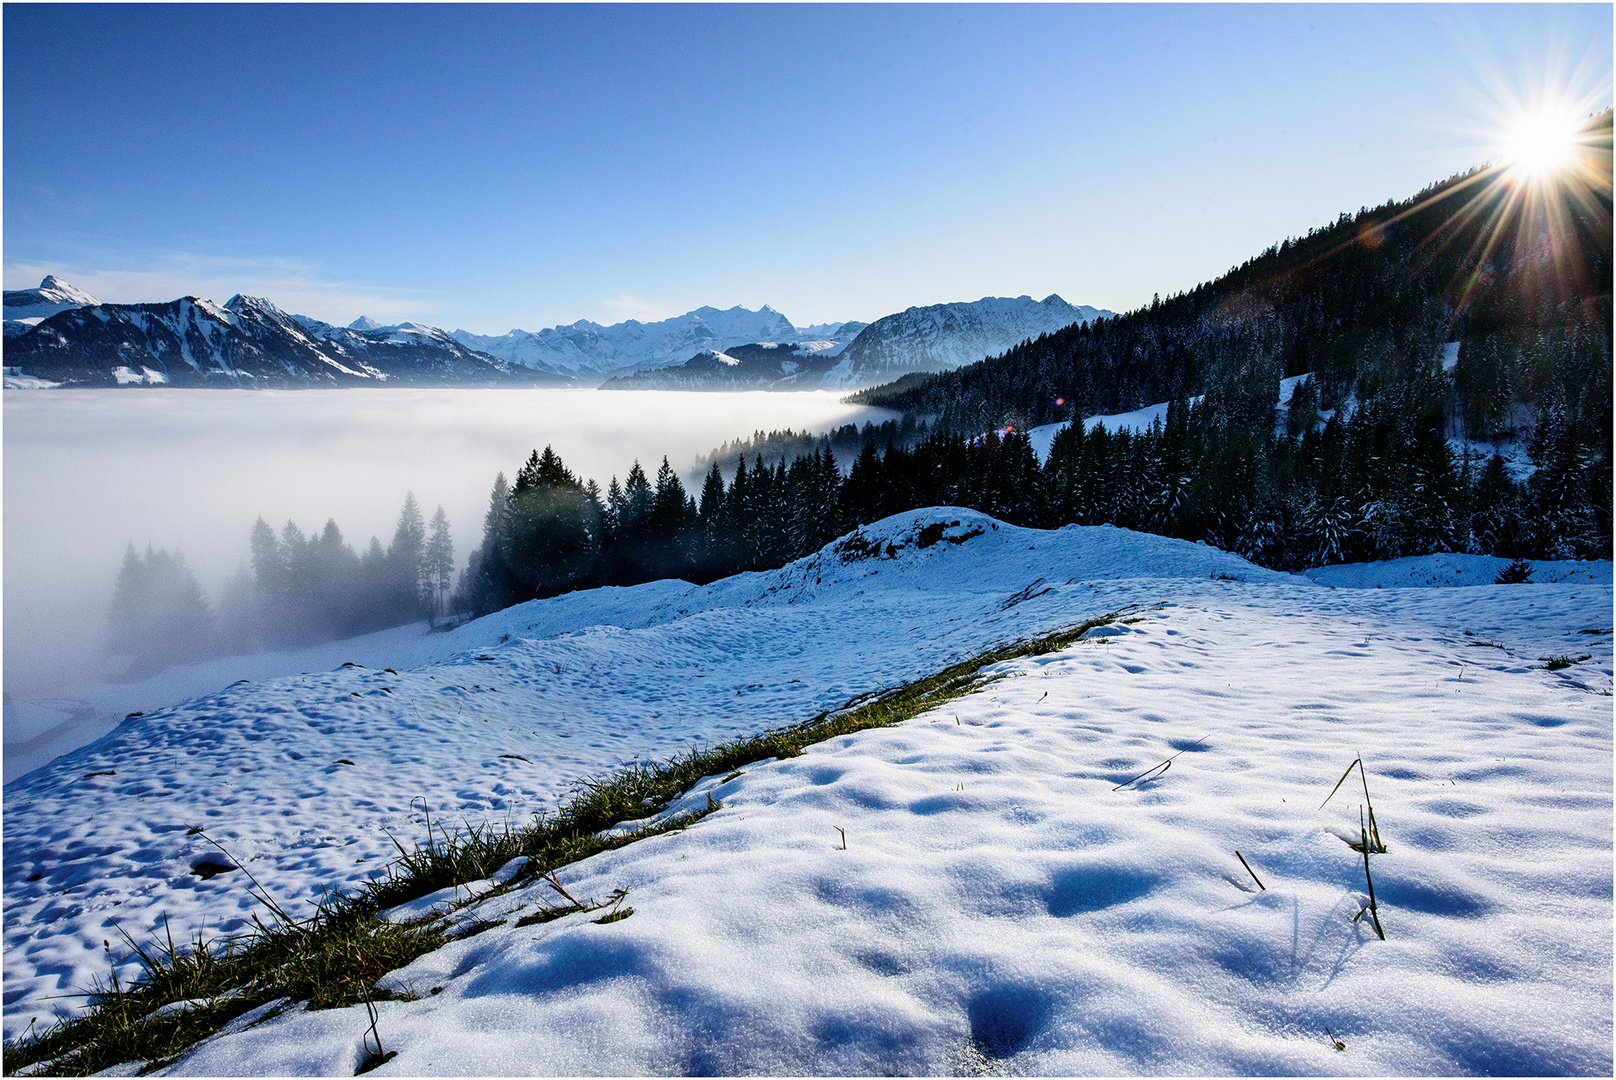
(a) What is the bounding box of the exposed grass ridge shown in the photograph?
[4,606,1134,1076]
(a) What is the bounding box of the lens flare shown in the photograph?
[1337,94,1611,322]
[1500,101,1591,184]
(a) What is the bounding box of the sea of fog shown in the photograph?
[3,388,895,780]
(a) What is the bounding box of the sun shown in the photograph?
[1499,105,1586,184]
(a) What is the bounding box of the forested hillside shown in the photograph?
[850,111,1612,564]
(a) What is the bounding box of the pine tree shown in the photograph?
[249,516,285,600]
[1285,376,1320,438]
[649,456,697,577]
[389,492,429,622]
[715,456,750,576]
[425,506,454,621]
[603,476,624,545]
[842,440,883,528]
[108,543,215,673]
[458,472,513,617]
[502,447,600,598]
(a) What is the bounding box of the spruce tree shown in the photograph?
[502,447,600,598]
[389,492,429,622]
[425,506,454,621]
[107,544,215,673]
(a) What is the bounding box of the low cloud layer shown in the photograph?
[3,388,894,752]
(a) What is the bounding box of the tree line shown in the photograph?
[107,493,454,674]
[454,358,1603,622]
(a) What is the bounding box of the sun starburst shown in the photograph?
[1499,103,1589,184]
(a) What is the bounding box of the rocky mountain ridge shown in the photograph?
[4,278,1109,390]
[451,306,867,380]
[2,288,553,388]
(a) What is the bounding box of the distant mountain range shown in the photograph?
[597,296,1109,391]
[451,306,868,380]
[2,290,544,388]
[2,278,1109,390]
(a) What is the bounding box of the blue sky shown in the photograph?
[4,4,1611,333]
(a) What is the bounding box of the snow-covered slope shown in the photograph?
[3,294,558,388]
[4,510,1610,1074]
[823,295,1110,390]
[451,306,865,381]
[1302,553,1612,588]
[3,275,100,337]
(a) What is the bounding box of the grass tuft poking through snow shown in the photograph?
[3,609,1131,1076]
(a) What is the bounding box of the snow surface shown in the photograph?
[4,511,1610,1074]
[1303,553,1612,589]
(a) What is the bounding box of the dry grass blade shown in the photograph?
[1112,734,1208,792]
[1356,817,1386,941]
[1234,850,1266,891]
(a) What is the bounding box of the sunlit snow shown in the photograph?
[4,510,1610,1074]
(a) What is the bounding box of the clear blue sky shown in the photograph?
[4,4,1611,333]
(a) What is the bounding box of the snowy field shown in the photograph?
[1302,553,1612,590]
[4,510,1610,1073]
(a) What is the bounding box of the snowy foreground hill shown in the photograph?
[4,510,1611,1074]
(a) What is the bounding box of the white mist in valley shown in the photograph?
[3,388,896,780]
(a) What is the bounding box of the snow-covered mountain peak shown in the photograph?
[4,275,102,334]
[34,275,100,305]
[224,293,288,319]
[820,294,1112,390]
[190,296,238,324]
[349,315,382,330]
